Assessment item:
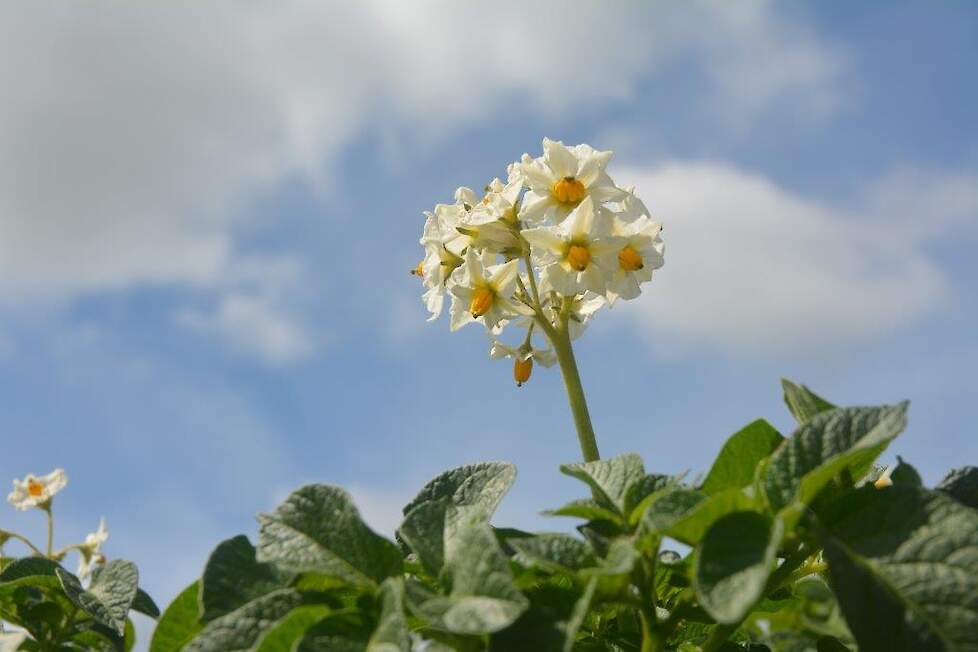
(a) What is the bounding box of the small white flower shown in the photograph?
[523,197,623,298]
[416,203,468,321]
[449,251,530,332]
[518,138,625,225]
[490,339,557,387]
[8,469,67,511]
[605,213,664,303]
[76,518,109,580]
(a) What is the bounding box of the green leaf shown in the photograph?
[295,615,369,652]
[560,453,645,514]
[937,465,978,509]
[409,523,528,635]
[150,581,202,652]
[702,419,784,495]
[782,379,835,425]
[763,403,909,512]
[398,462,516,575]
[511,534,596,573]
[0,557,61,582]
[623,473,675,519]
[257,484,401,587]
[822,485,978,651]
[253,605,332,652]
[694,511,782,624]
[368,577,410,652]
[200,535,291,623]
[402,462,516,518]
[641,488,705,536]
[542,499,622,524]
[667,487,758,546]
[184,589,302,652]
[132,588,161,619]
[57,560,139,636]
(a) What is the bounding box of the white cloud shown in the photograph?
[0,0,843,360]
[615,163,977,355]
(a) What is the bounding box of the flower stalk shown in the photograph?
[551,317,600,462]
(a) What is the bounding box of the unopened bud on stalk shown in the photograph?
[514,356,533,387]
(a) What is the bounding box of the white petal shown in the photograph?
[543,138,578,179]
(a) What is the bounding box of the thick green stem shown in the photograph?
[551,323,600,462]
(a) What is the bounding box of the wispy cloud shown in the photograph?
[616,163,978,356]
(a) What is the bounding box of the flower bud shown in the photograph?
[618,245,644,271]
[552,176,586,204]
[514,356,533,386]
[566,244,591,271]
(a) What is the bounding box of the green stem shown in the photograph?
[551,321,600,462]
[45,507,54,557]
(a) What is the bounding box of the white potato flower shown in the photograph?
[416,202,468,320]
[490,338,557,387]
[76,517,109,580]
[8,468,67,511]
[449,251,530,332]
[518,138,625,225]
[523,197,623,297]
[605,213,665,303]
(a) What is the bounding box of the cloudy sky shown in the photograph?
[1,0,976,633]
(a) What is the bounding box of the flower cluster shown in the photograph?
[415,138,664,385]
[3,469,109,580]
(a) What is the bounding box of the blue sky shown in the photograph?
[1,0,976,630]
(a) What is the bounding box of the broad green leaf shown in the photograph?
[410,523,528,635]
[560,453,645,514]
[150,581,202,652]
[542,499,622,524]
[184,588,302,652]
[823,485,978,651]
[623,473,674,519]
[368,577,410,652]
[132,588,160,619]
[641,488,705,536]
[398,462,516,576]
[510,533,596,573]
[57,560,139,636]
[937,465,978,509]
[200,535,291,623]
[763,403,908,512]
[0,557,61,582]
[254,605,331,652]
[701,419,784,495]
[402,462,516,518]
[668,487,758,545]
[782,379,835,425]
[694,511,782,624]
[257,484,401,587]
[295,615,369,652]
